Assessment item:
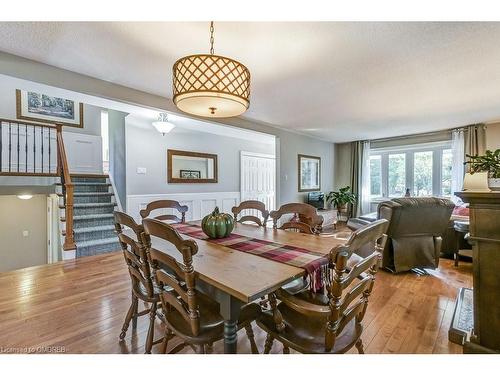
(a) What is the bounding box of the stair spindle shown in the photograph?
[8,122,11,173]
[0,121,3,172]
[33,125,36,173]
[17,123,20,172]
[25,125,28,173]
[48,128,51,173]
[41,126,44,174]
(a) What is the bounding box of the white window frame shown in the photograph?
[370,140,452,201]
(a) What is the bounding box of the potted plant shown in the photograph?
[326,186,357,220]
[464,149,500,190]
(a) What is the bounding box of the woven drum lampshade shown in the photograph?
[173,54,250,118]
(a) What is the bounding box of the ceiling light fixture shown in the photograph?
[17,194,33,200]
[172,21,250,118]
[152,113,175,136]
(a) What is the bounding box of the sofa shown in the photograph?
[348,197,455,273]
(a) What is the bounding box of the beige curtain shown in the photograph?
[350,142,360,218]
[349,141,368,218]
[464,124,486,172]
[465,124,486,156]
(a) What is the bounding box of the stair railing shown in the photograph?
[0,119,76,250]
[56,124,76,250]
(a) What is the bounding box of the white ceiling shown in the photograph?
[1,22,500,142]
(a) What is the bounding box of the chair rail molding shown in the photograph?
[127,192,240,223]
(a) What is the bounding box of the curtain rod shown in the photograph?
[370,123,484,143]
[370,129,451,143]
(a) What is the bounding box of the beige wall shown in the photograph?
[0,195,47,273]
[486,122,500,150]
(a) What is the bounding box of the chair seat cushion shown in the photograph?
[258,301,361,353]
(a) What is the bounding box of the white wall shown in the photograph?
[125,122,275,196]
[0,195,47,272]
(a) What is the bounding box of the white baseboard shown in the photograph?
[126,192,241,223]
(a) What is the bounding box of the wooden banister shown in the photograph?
[0,119,75,251]
[56,124,76,251]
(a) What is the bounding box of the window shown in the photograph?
[441,149,452,196]
[370,155,382,198]
[388,154,405,197]
[369,142,452,199]
[413,151,433,196]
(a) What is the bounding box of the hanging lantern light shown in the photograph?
[172,22,251,118]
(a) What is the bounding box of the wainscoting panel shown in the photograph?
[62,132,102,174]
[127,192,241,223]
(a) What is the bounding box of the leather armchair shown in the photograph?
[378,197,455,273]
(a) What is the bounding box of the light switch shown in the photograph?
[137,167,147,174]
[22,230,29,237]
[284,174,288,181]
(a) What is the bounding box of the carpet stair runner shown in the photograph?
[58,175,120,258]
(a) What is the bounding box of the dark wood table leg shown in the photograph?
[218,293,243,354]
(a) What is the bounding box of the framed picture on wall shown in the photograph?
[298,154,321,192]
[180,170,201,179]
[16,89,84,128]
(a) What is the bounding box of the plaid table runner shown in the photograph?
[171,223,330,291]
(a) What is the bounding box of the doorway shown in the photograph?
[240,151,276,214]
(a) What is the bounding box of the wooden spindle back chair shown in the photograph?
[269,203,324,234]
[140,200,188,223]
[114,211,162,353]
[232,200,270,226]
[142,218,261,354]
[142,218,200,335]
[259,219,389,354]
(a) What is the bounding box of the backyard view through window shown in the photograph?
[414,151,433,196]
[369,142,452,200]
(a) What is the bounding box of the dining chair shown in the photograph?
[232,200,270,226]
[114,211,163,354]
[268,203,326,296]
[139,199,188,223]
[257,219,389,354]
[269,203,324,234]
[141,218,261,354]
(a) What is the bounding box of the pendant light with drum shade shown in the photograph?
[172,22,251,118]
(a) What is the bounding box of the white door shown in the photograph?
[240,151,276,215]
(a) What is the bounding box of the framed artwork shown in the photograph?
[16,89,84,128]
[180,170,201,179]
[298,154,321,192]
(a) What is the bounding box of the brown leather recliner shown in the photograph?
[378,197,455,273]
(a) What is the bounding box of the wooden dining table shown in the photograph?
[139,220,350,353]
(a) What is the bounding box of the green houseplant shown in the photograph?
[464,149,500,190]
[326,186,357,220]
[201,207,234,239]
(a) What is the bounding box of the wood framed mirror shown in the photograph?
[167,149,218,183]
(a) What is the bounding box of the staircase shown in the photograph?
[59,174,120,258]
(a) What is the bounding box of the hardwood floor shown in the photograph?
[0,252,472,354]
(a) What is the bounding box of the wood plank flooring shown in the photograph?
[0,252,472,354]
